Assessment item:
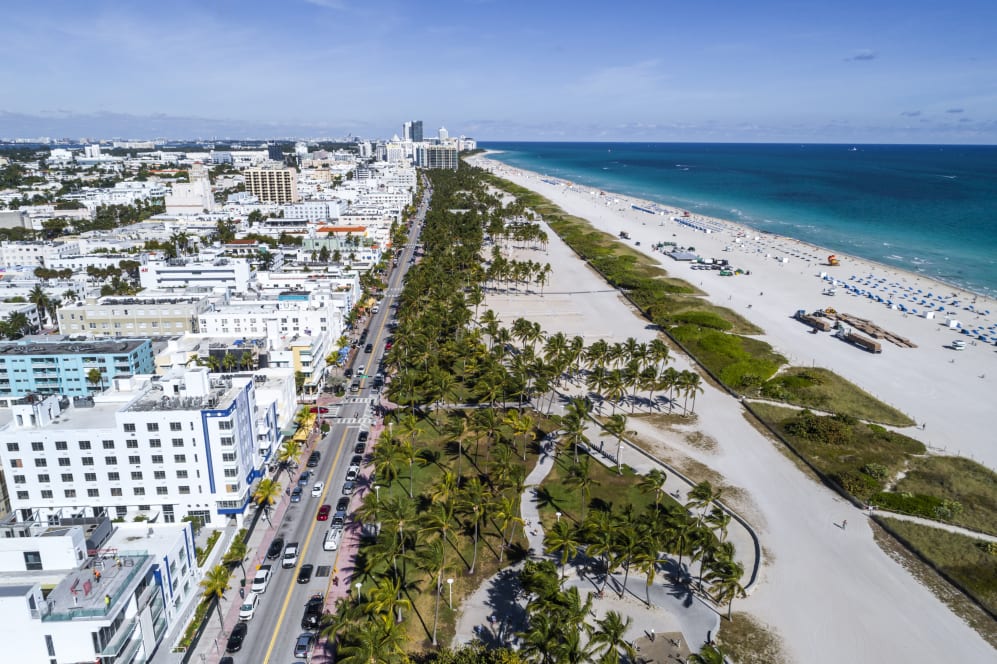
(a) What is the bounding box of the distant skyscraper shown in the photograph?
[267,143,283,162]
[438,126,449,141]
[402,121,412,142]
[412,120,423,143]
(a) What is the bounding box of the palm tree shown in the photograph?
[275,440,302,482]
[458,476,489,574]
[638,468,668,508]
[86,367,104,393]
[28,284,50,326]
[687,480,723,525]
[221,537,248,581]
[564,456,599,521]
[591,610,636,664]
[371,439,402,492]
[603,414,628,475]
[504,409,536,461]
[336,619,407,664]
[633,539,661,607]
[365,575,412,626]
[688,643,728,664]
[545,519,581,580]
[520,612,562,664]
[199,565,231,630]
[491,493,523,560]
[707,557,747,620]
[253,478,282,526]
[418,538,448,647]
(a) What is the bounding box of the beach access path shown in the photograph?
[469,156,995,663]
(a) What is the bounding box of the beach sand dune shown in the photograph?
[471,154,996,663]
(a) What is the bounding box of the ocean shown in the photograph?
[481,142,997,297]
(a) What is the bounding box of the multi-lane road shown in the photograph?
[222,180,430,664]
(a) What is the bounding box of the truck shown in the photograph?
[837,329,881,353]
[618,231,631,240]
[795,309,832,332]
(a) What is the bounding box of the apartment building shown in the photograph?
[57,294,213,337]
[0,240,81,269]
[138,258,253,293]
[416,144,459,170]
[0,515,198,664]
[0,339,155,403]
[244,165,300,204]
[0,368,270,526]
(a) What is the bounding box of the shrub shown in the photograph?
[861,463,889,480]
[668,310,734,330]
[834,470,882,499]
[870,491,946,519]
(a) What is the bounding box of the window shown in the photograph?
[223,468,238,478]
[172,438,185,448]
[107,472,120,481]
[134,487,145,496]
[61,473,73,482]
[34,458,47,467]
[147,423,159,432]
[84,473,97,482]
[174,454,186,463]
[16,491,29,500]
[126,440,139,449]
[152,455,163,464]
[31,442,44,451]
[9,459,22,468]
[64,489,76,498]
[37,474,50,483]
[81,456,94,466]
[79,441,92,450]
[176,470,188,479]
[178,486,190,495]
[218,420,233,430]
[105,456,118,465]
[13,475,25,484]
[131,471,143,480]
[170,422,183,431]
[110,488,122,497]
[156,487,168,496]
[222,452,236,463]
[40,490,53,499]
[103,440,115,450]
[154,470,166,480]
[87,488,100,498]
[149,439,162,448]
[123,423,136,433]
[5,443,17,452]
[128,456,140,465]
[23,551,42,571]
[55,441,68,451]
[220,437,233,446]
[58,458,71,467]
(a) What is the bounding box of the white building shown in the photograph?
[0,516,199,664]
[0,368,273,526]
[164,163,215,215]
[138,258,253,294]
[283,201,340,223]
[0,240,81,269]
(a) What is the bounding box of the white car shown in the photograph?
[311,482,325,498]
[251,564,273,594]
[239,592,260,620]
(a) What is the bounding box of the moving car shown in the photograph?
[266,537,284,560]
[251,564,273,594]
[282,542,300,569]
[317,504,331,521]
[323,526,343,551]
[297,564,314,584]
[226,622,248,653]
[238,593,260,620]
[301,594,325,629]
[364,343,374,353]
[311,482,325,498]
[294,632,316,658]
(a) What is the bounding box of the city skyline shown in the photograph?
[1,0,995,143]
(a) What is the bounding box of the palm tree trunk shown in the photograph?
[432,573,441,646]
[470,519,479,574]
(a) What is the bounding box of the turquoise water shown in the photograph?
[482,142,997,296]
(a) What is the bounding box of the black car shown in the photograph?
[297,471,312,487]
[226,622,248,653]
[354,442,366,455]
[297,564,314,584]
[336,497,350,512]
[364,343,373,353]
[266,537,285,560]
[301,593,325,630]
[358,431,369,442]
[350,454,363,466]
[306,451,321,468]
[344,367,353,378]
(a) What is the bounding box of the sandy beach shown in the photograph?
[467,153,996,662]
[469,153,997,472]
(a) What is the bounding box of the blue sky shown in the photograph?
[1,0,995,142]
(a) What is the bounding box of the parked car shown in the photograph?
[344,367,353,378]
[311,482,325,497]
[336,497,350,512]
[226,622,248,653]
[345,466,359,482]
[294,632,316,658]
[238,593,260,620]
[297,564,314,584]
[282,542,300,569]
[350,454,363,466]
[354,442,366,455]
[309,406,329,414]
[358,430,369,442]
[323,527,343,552]
[317,504,331,521]
[331,514,345,528]
[251,564,273,594]
[301,594,325,630]
[342,481,355,495]
[290,487,303,503]
[297,471,312,487]
[306,451,321,468]
[266,537,284,560]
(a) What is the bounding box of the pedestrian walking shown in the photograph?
[842,519,848,530]
[239,586,245,599]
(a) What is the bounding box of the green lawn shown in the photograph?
[877,517,997,617]
[886,456,997,536]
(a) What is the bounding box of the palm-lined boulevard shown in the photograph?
[316,165,743,663]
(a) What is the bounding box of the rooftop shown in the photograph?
[42,550,152,623]
[0,339,147,357]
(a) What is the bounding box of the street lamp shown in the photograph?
[446,578,454,609]
[354,583,362,602]
[555,512,561,523]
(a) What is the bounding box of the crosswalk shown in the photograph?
[336,417,374,425]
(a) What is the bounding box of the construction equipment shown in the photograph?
[827,254,840,266]
[795,309,832,332]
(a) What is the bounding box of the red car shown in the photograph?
[317,504,331,521]
[384,341,393,350]
[309,406,329,414]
